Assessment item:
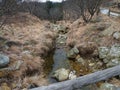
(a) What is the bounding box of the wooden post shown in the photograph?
[108,9,110,16]
[30,65,120,90]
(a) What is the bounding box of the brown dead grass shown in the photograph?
[22,75,48,88]
[67,15,120,56]
[109,78,120,87]
[66,14,120,87]
[0,13,57,89]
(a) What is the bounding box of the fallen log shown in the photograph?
[30,65,120,90]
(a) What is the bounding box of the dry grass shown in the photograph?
[109,78,120,87]
[67,14,120,52]
[66,14,120,87]
[0,13,57,89]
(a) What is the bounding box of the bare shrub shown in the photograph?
[77,0,103,23]
[0,0,18,28]
[66,0,103,22]
[0,0,17,15]
[63,0,81,20]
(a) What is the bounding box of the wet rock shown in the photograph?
[76,55,85,65]
[52,68,70,81]
[51,24,67,34]
[0,60,23,78]
[98,47,109,59]
[67,47,79,59]
[73,47,79,54]
[99,83,118,90]
[113,31,120,40]
[77,58,85,65]
[67,50,75,59]
[52,49,71,71]
[56,34,67,45]
[49,48,71,83]
[0,54,9,68]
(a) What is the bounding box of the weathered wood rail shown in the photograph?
[30,65,120,90]
[108,9,120,17]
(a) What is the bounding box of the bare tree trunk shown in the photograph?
[30,65,120,90]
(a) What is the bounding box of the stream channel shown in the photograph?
[43,24,99,90]
[43,8,120,89]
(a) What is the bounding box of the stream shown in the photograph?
[48,48,71,83]
[48,31,71,83]
[43,24,100,90]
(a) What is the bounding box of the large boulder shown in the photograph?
[75,55,85,65]
[77,42,97,55]
[99,83,120,90]
[52,68,70,81]
[98,44,120,67]
[0,54,9,68]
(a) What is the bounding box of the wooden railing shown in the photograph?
[30,65,120,90]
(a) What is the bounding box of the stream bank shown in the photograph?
[44,24,71,83]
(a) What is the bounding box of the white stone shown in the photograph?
[68,70,77,80]
[113,31,120,40]
[52,68,70,81]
